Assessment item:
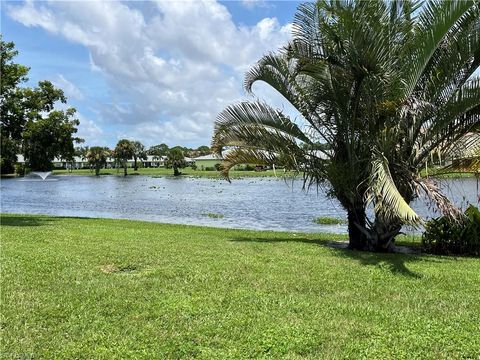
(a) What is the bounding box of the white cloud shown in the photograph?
[241,0,270,10]
[52,74,84,100]
[7,0,293,147]
[75,113,105,146]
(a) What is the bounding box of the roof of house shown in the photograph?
[193,153,223,161]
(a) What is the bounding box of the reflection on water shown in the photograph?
[1,175,478,233]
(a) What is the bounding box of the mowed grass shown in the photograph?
[52,167,293,179]
[1,214,479,359]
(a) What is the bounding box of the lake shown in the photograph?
[1,175,478,233]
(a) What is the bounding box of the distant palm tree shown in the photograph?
[166,148,185,176]
[114,139,134,177]
[212,0,480,251]
[131,140,147,171]
[86,147,110,176]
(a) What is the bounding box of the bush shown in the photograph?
[422,205,480,256]
[242,164,255,171]
[191,163,197,171]
[205,166,215,171]
[14,163,27,176]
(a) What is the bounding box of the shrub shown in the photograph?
[191,163,197,171]
[422,205,480,256]
[214,163,221,171]
[205,166,215,171]
[14,163,26,176]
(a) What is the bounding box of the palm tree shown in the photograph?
[212,0,480,251]
[114,139,134,177]
[166,148,185,176]
[86,146,110,176]
[131,140,147,171]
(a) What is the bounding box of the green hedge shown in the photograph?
[422,205,480,256]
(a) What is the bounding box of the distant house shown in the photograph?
[61,156,87,169]
[16,155,88,169]
[184,157,195,166]
[192,153,223,170]
[16,154,25,164]
[15,154,172,170]
[142,155,166,168]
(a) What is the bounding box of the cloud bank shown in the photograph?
[8,0,293,147]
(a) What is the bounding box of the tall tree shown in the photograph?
[23,108,81,171]
[188,145,211,157]
[0,37,81,172]
[1,37,29,173]
[212,0,480,251]
[131,141,147,171]
[86,146,110,176]
[114,139,134,176]
[147,143,169,156]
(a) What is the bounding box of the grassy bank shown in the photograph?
[51,167,293,179]
[1,214,479,359]
[4,167,475,179]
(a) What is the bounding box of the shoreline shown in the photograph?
[2,167,475,179]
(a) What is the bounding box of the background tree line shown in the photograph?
[77,140,212,177]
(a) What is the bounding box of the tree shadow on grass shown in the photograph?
[0,215,56,227]
[332,247,424,278]
[229,236,434,279]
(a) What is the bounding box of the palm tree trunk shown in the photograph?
[123,160,128,176]
[173,162,180,176]
[347,207,367,250]
[95,164,100,176]
[134,156,138,171]
[370,218,402,252]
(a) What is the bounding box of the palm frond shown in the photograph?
[244,53,320,125]
[212,101,313,154]
[366,153,421,226]
[218,148,278,181]
[398,0,476,101]
[414,176,465,220]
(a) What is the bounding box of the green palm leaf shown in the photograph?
[366,153,421,226]
[399,0,477,100]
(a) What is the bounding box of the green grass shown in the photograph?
[313,216,346,225]
[51,167,294,179]
[1,214,479,359]
[419,166,478,178]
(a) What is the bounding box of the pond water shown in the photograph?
[1,175,478,233]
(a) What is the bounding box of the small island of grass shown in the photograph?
[313,216,346,225]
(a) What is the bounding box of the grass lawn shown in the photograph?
[51,167,294,179]
[1,214,479,359]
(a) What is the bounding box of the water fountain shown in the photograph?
[32,171,52,180]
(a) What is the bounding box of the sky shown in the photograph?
[1,0,302,149]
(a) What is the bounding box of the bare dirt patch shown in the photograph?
[100,264,138,274]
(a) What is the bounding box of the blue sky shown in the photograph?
[2,0,301,148]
